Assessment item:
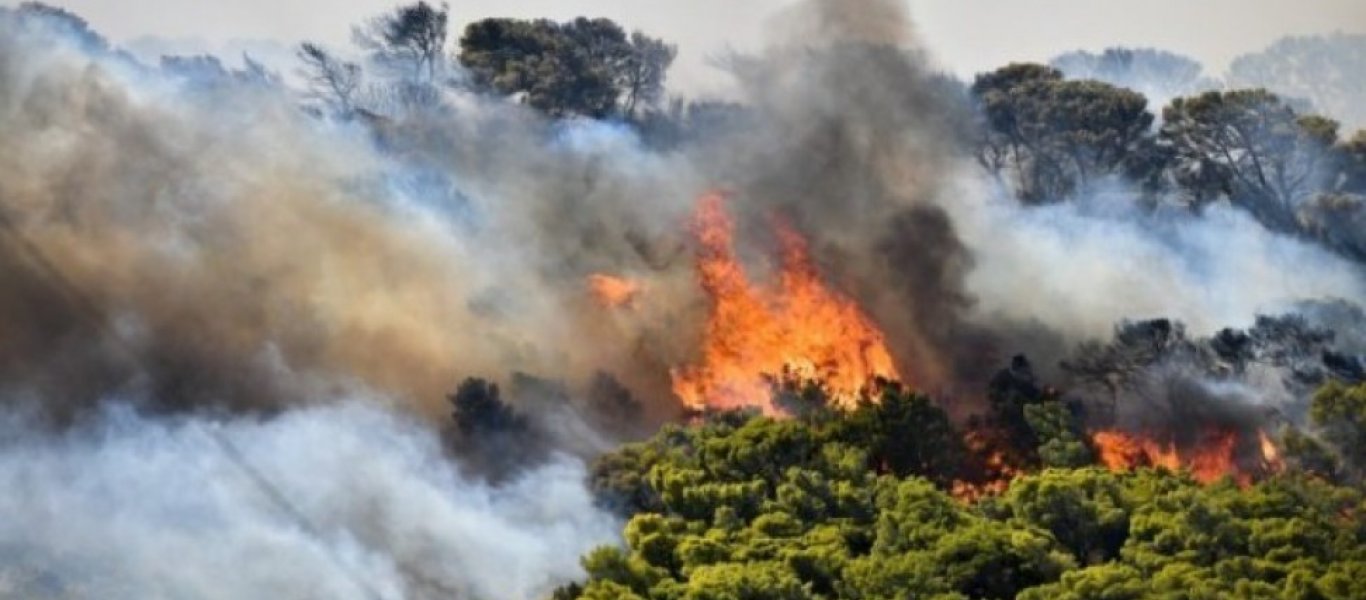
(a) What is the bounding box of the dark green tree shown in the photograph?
[457,17,674,118]
[971,63,1155,202]
[619,32,677,119]
[1159,89,1339,231]
[1310,381,1366,475]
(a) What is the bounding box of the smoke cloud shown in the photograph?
[0,8,708,423]
[0,401,619,599]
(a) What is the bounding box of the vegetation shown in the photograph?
[289,1,1366,262]
[966,61,1366,259]
[458,17,675,118]
[971,64,1156,202]
[555,381,1366,599]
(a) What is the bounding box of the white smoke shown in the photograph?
[949,173,1366,341]
[0,401,619,600]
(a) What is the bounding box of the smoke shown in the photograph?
[0,0,982,427]
[681,0,985,393]
[1227,33,1366,131]
[953,180,1366,349]
[3,0,1363,423]
[0,7,711,425]
[0,401,619,599]
[701,0,1366,404]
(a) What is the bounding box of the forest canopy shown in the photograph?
[556,381,1366,600]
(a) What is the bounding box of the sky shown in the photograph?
[15,0,1366,94]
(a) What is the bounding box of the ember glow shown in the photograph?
[587,274,642,308]
[670,192,900,414]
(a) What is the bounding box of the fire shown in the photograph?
[671,192,900,414]
[951,429,1021,502]
[1187,429,1240,484]
[1259,429,1284,473]
[587,273,641,308]
[1091,428,1252,485]
[1093,430,1180,471]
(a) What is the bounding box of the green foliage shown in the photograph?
[1311,381,1366,476]
[971,63,1155,203]
[565,382,1366,600]
[1025,402,1094,468]
[1160,89,1339,229]
[993,468,1130,563]
[457,17,675,118]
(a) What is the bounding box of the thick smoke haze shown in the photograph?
[0,8,710,421]
[0,402,618,599]
[953,179,1366,345]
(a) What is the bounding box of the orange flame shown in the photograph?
[1188,429,1240,485]
[1091,428,1252,485]
[1094,430,1178,471]
[951,429,1020,502]
[1259,429,1284,473]
[671,192,900,414]
[587,274,641,308]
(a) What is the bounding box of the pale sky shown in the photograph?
[16,0,1366,94]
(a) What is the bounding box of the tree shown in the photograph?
[457,17,674,119]
[1309,381,1366,476]
[458,18,613,117]
[1159,89,1339,231]
[296,42,362,116]
[971,63,1155,202]
[1300,130,1366,258]
[619,32,677,119]
[565,378,1366,600]
[443,377,546,478]
[831,385,971,487]
[353,1,448,83]
[993,469,1131,563]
